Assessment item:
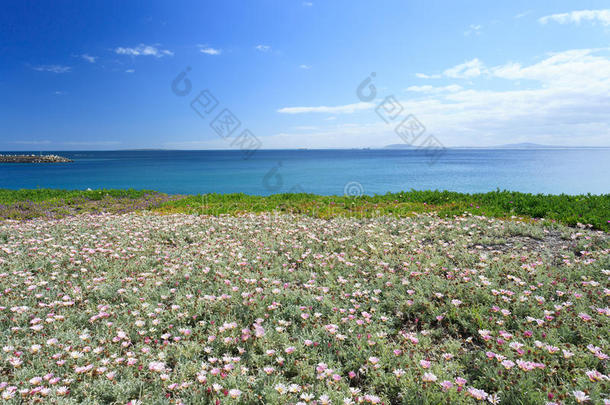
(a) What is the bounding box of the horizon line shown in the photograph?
[2,145,610,152]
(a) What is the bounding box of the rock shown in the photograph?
[0,154,73,163]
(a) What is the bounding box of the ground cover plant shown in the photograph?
[0,189,179,220]
[1,189,608,231]
[0,210,608,404]
[157,190,610,232]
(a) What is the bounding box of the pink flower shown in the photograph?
[467,387,488,401]
[422,372,437,382]
[585,370,607,382]
[440,380,453,391]
[254,326,265,338]
[501,360,515,369]
[228,389,241,399]
[148,361,166,373]
[578,313,592,322]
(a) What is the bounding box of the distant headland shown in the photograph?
[0,154,73,163]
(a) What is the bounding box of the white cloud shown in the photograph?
[443,58,486,78]
[291,125,320,131]
[403,49,610,146]
[255,44,271,52]
[303,2,313,6]
[515,10,533,19]
[420,49,610,88]
[277,102,374,114]
[464,24,482,36]
[539,9,610,26]
[299,64,311,69]
[415,73,441,79]
[418,58,487,81]
[200,47,221,55]
[261,123,399,149]
[32,65,71,73]
[406,85,463,93]
[274,49,610,147]
[115,44,173,58]
[81,54,97,63]
[125,69,135,73]
[490,49,610,89]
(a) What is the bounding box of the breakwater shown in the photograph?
[0,154,73,163]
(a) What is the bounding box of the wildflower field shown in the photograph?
[0,191,608,404]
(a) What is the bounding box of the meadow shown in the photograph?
[0,190,608,404]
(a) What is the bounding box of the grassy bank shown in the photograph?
[0,189,608,231]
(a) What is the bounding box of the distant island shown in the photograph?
[0,154,73,163]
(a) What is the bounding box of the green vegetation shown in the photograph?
[1,189,608,231]
[157,190,610,231]
[0,189,178,220]
[0,188,158,203]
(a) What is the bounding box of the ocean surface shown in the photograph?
[0,149,608,195]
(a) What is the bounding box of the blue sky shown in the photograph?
[1,0,609,150]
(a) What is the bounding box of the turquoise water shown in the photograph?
[0,149,608,195]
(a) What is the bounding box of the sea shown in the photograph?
[0,149,608,195]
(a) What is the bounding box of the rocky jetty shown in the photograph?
[0,154,73,163]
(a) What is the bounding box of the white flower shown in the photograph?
[422,372,437,382]
[573,391,590,403]
[228,389,241,399]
